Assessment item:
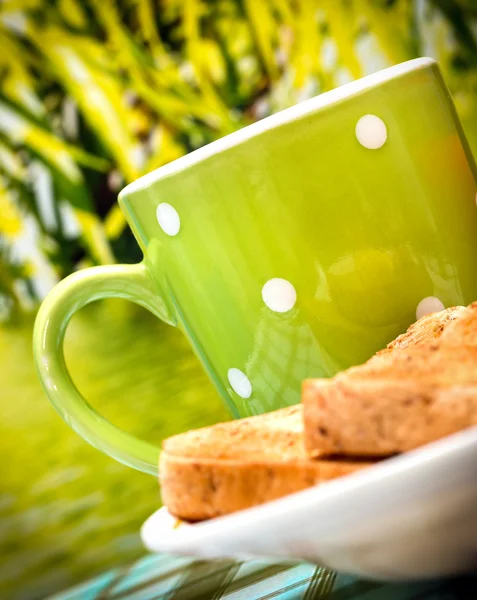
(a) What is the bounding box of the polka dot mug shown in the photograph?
[33,58,477,475]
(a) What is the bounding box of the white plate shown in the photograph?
[141,427,477,581]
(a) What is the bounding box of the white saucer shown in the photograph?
[141,426,477,581]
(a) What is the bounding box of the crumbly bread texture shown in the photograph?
[160,405,372,521]
[304,304,477,457]
[376,306,466,355]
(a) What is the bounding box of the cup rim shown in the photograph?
[120,57,436,200]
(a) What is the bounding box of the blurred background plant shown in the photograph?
[1,1,477,598]
[1,0,477,318]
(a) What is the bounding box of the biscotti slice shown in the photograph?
[303,304,477,458]
[343,302,477,385]
[303,377,477,457]
[373,302,475,358]
[160,405,373,521]
[439,301,477,347]
[347,345,477,385]
[376,306,465,356]
[340,306,467,382]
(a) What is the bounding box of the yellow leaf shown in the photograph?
[202,39,227,84]
[323,0,363,79]
[0,143,23,179]
[0,32,45,117]
[183,0,237,130]
[243,0,279,80]
[103,204,125,240]
[291,0,322,88]
[0,183,22,237]
[58,0,87,30]
[75,209,115,265]
[271,0,294,27]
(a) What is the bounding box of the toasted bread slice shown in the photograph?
[348,345,477,385]
[439,302,477,347]
[304,304,477,457]
[303,378,477,456]
[376,306,466,356]
[160,405,373,521]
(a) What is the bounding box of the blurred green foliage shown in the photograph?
[0,0,477,319]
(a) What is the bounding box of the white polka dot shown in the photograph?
[227,368,252,399]
[355,114,387,149]
[262,278,297,313]
[156,203,180,236]
[416,296,445,320]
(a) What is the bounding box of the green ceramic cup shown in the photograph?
[34,58,477,475]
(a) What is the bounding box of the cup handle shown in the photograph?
[33,263,175,476]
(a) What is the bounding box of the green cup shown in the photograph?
[34,58,477,475]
